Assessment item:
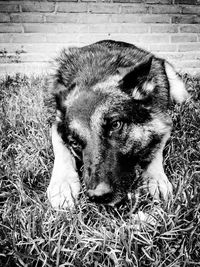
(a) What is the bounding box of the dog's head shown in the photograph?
[52,41,188,205]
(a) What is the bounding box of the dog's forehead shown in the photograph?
[66,76,129,128]
[66,90,105,127]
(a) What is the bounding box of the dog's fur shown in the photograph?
[47,40,189,208]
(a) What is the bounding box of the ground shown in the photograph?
[0,73,200,267]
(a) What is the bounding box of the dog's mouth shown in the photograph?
[88,190,125,206]
[85,172,140,206]
[88,192,114,204]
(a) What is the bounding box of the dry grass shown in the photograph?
[0,73,200,267]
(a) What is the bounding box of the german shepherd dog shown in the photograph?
[47,40,189,209]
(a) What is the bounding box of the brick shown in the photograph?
[171,34,198,43]
[57,24,88,33]
[149,44,178,52]
[0,43,63,54]
[139,34,170,43]
[57,3,88,13]
[141,15,171,23]
[156,52,200,61]
[0,23,22,33]
[111,14,140,23]
[78,14,110,23]
[0,33,13,43]
[145,0,172,3]
[19,53,51,62]
[182,6,200,14]
[120,24,149,33]
[45,14,78,23]
[79,34,112,44]
[81,0,96,2]
[109,34,141,43]
[0,53,51,64]
[180,68,200,76]
[151,24,178,33]
[11,13,44,23]
[12,33,46,43]
[113,0,143,2]
[135,43,149,50]
[47,14,111,24]
[151,5,181,14]
[21,2,55,12]
[110,33,169,44]
[171,60,200,69]
[89,24,119,33]
[174,0,198,4]
[0,4,20,12]
[0,44,26,54]
[0,56,11,64]
[88,3,119,13]
[46,33,79,43]
[121,4,148,13]
[0,62,50,77]
[48,0,77,1]
[172,15,200,24]
[0,13,10,22]
[178,43,200,52]
[180,25,200,33]
[23,23,58,33]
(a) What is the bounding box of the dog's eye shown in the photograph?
[69,140,80,150]
[110,120,123,131]
[69,139,82,160]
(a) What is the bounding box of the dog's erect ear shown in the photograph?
[164,61,190,104]
[118,57,153,100]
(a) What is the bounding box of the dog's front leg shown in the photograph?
[142,134,173,202]
[47,123,81,209]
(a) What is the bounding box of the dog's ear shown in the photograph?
[53,81,76,114]
[118,57,153,100]
[164,61,190,104]
[53,83,68,114]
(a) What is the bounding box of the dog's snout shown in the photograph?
[87,182,113,203]
[87,182,111,197]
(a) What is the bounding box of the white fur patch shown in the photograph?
[87,182,111,197]
[47,124,81,209]
[132,82,154,100]
[132,88,143,100]
[142,132,173,202]
[165,62,189,104]
[144,82,154,93]
[121,115,172,154]
[121,125,151,154]
[56,110,62,122]
[90,104,106,135]
[70,119,90,141]
[92,75,121,95]
[148,116,172,135]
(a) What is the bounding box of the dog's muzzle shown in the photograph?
[87,182,114,204]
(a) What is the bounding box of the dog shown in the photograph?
[47,40,189,209]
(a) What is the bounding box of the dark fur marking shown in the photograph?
[119,57,153,96]
[68,90,106,128]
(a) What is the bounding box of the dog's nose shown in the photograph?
[87,182,113,203]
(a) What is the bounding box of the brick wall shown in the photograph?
[0,0,200,76]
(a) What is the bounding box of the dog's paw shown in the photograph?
[143,172,173,202]
[47,179,81,209]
